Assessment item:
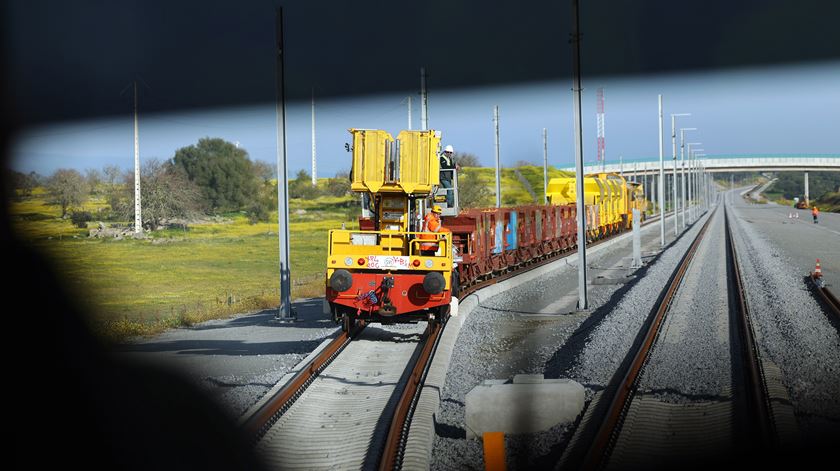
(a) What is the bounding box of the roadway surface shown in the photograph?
[735,192,840,290]
[116,299,338,419]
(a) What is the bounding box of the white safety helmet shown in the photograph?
[444,145,454,153]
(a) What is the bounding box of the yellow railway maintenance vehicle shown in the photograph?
[325,129,454,331]
[546,172,647,240]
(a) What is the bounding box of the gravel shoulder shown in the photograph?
[728,190,840,441]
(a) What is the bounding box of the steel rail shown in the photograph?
[725,204,776,450]
[375,212,678,468]
[378,318,445,470]
[242,322,365,441]
[244,210,680,458]
[810,274,840,319]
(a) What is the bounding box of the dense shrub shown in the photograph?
[70,210,93,228]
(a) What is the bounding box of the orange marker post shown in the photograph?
[814,259,822,279]
[483,432,507,471]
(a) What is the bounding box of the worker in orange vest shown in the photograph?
[420,205,443,255]
[812,206,819,224]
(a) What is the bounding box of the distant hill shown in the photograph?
[458,165,573,207]
[815,191,840,212]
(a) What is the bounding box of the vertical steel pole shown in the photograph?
[133,81,142,234]
[632,208,641,268]
[658,95,665,246]
[687,144,692,223]
[275,8,293,319]
[543,128,549,204]
[407,95,412,130]
[692,153,698,218]
[571,0,588,310]
[691,152,696,219]
[680,129,686,230]
[311,88,317,186]
[420,67,428,131]
[671,115,678,236]
[494,106,501,208]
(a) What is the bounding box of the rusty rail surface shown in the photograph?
[378,318,445,470]
[241,322,364,441]
[810,274,840,319]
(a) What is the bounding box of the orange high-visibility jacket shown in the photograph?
[420,213,442,250]
[813,207,820,216]
[424,213,441,233]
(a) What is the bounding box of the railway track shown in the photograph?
[241,318,443,470]
[559,203,778,469]
[241,211,677,469]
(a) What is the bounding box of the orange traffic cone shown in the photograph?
[814,259,822,279]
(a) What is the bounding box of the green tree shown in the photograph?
[171,137,258,212]
[47,169,87,218]
[252,160,275,182]
[85,168,101,194]
[122,159,204,230]
[289,169,321,199]
[326,171,351,197]
[101,165,125,215]
[9,171,38,198]
[103,165,121,186]
[770,171,840,200]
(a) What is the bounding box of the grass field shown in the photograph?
[11,170,567,342]
[11,188,356,341]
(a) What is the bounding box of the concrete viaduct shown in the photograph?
[561,154,840,205]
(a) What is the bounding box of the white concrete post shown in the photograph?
[632,208,641,268]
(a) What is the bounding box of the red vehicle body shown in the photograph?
[445,204,580,292]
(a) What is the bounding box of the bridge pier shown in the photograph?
[804,171,810,206]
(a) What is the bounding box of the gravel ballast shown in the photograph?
[431,213,706,469]
[728,191,840,439]
[638,205,732,401]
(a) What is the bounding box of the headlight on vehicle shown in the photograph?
[425,259,434,268]
[422,272,446,294]
[329,269,353,292]
[344,257,353,266]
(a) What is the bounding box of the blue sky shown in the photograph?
[11,61,840,178]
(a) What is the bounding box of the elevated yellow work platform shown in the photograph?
[349,128,441,195]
